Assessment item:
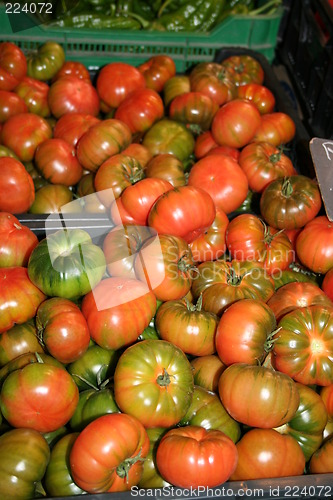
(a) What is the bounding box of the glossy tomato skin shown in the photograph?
[0,266,46,334]
[211,99,261,148]
[137,55,176,92]
[44,433,86,498]
[0,212,38,267]
[215,298,277,366]
[169,91,218,132]
[188,154,248,214]
[192,259,275,316]
[48,75,100,118]
[134,234,195,302]
[155,298,218,356]
[273,305,333,386]
[0,42,27,91]
[0,362,79,432]
[145,153,186,187]
[0,320,43,367]
[267,281,333,322]
[70,386,120,432]
[1,112,52,162]
[189,62,237,105]
[53,112,100,148]
[238,141,296,193]
[96,62,146,109]
[237,83,276,114]
[113,339,194,428]
[138,427,171,489]
[14,76,50,117]
[226,213,294,274]
[296,216,333,274]
[81,277,157,351]
[0,90,28,122]
[0,157,35,213]
[189,208,229,262]
[76,119,132,172]
[260,175,322,229]
[221,54,265,86]
[219,363,300,428]
[148,185,216,243]
[156,426,238,488]
[323,267,333,301]
[309,436,333,473]
[69,413,150,493]
[0,428,50,499]
[179,385,241,443]
[29,184,74,214]
[52,61,91,82]
[36,297,90,364]
[194,130,218,158]
[163,74,191,107]
[230,429,305,480]
[253,112,296,146]
[191,355,226,393]
[142,118,195,161]
[115,88,164,134]
[26,41,65,81]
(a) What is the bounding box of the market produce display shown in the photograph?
[0,39,333,498]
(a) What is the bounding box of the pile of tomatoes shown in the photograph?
[0,40,333,498]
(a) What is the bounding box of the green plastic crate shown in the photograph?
[0,3,283,69]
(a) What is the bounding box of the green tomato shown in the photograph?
[26,41,65,81]
[28,228,106,299]
[70,387,120,431]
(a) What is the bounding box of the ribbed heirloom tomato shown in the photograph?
[0,42,27,91]
[296,216,333,274]
[0,212,38,267]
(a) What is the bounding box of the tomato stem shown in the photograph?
[264,327,281,352]
[116,448,145,481]
[156,368,173,386]
[281,177,294,197]
[185,293,203,312]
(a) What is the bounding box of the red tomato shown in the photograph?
[188,154,248,214]
[148,185,216,243]
[0,267,46,334]
[238,141,296,193]
[115,87,164,134]
[120,177,173,226]
[0,42,27,91]
[14,76,50,117]
[215,298,277,365]
[121,143,153,168]
[323,267,333,301]
[169,91,219,132]
[226,213,294,274]
[221,54,265,86]
[0,362,79,432]
[237,83,276,114]
[0,157,35,213]
[48,76,100,118]
[0,212,38,267]
[189,208,229,262]
[36,297,90,364]
[219,363,300,428]
[309,437,333,473]
[189,62,236,105]
[69,413,149,493]
[110,197,137,226]
[296,216,333,274]
[194,130,218,159]
[34,138,83,186]
[81,277,157,350]
[0,90,28,122]
[1,112,52,162]
[156,426,238,488]
[231,429,305,480]
[253,112,296,146]
[53,112,100,148]
[52,61,91,82]
[211,99,261,148]
[137,55,176,92]
[96,62,146,109]
[205,145,240,161]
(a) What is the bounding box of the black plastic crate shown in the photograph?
[278,0,333,139]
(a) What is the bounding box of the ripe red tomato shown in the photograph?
[34,138,83,186]
[137,55,176,92]
[221,54,265,86]
[194,130,218,158]
[215,298,277,365]
[211,99,261,148]
[96,62,146,109]
[189,208,229,262]
[0,90,28,122]
[296,216,333,274]
[323,267,333,301]
[169,91,219,132]
[14,76,50,117]
[52,61,91,82]
[0,157,35,213]
[238,141,296,193]
[81,276,157,351]
[0,362,79,432]
[1,112,52,162]
[188,154,248,214]
[219,363,300,428]
[69,413,150,493]
[148,185,216,243]
[0,42,27,91]
[237,83,276,114]
[36,297,90,364]
[53,112,100,148]
[48,76,100,118]
[253,112,296,146]
[121,143,153,168]
[115,88,164,134]
[0,212,38,267]
[156,426,238,488]
[189,62,236,105]
[231,429,305,480]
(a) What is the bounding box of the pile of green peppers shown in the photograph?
[46,0,282,31]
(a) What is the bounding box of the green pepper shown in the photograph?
[47,13,142,29]
[131,0,157,20]
[150,0,227,32]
